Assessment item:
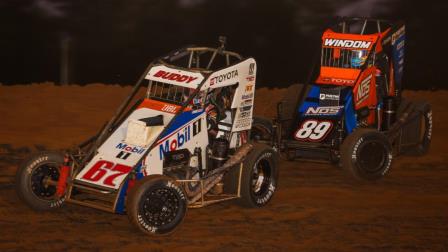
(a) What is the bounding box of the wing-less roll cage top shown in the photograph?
[76,37,245,168]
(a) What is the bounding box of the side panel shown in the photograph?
[294,85,344,143]
[144,111,208,176]
[202,58,257,132]
[392,25,405,91]
[75,101,176,189]
[353,66,377,110]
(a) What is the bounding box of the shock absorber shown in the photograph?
[210,138,229,170]
[56,154,71,197]
[382,97,397,131]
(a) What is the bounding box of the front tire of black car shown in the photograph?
[341,129,393,181]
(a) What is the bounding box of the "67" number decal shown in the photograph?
[81,160,132,187]
[294,120,333,141]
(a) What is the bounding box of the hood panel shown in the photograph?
[74,100,176,189]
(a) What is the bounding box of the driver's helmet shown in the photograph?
[351,50,368,68]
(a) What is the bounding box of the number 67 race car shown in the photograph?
[252,18,432,181]
[16,37,279,235]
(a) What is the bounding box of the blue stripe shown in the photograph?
[114,163,144,214]
[160,110,204,139]
[344,93,356,134]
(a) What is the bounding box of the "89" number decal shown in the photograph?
[294,120,333,141]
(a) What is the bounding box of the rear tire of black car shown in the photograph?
[341,129,393,181]
[16,151,66,211]
[126,175,187,236]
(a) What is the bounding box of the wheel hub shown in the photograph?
[359,141,386,173]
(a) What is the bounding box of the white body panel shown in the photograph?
[74,58,256,190]
[75,108,174,189]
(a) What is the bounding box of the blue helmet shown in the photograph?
[351,50,368,68]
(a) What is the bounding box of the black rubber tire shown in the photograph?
[15,151,66,211]
[403,102,432,156]
[341,129,393,181]
[236,143,278,207]
[251,116,273,141]
[126,175,187,235]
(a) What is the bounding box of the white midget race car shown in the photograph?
[16,38,278,235]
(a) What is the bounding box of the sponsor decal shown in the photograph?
[240,99,253,107]
[234,118,252,129]
[249,63,255,75]
[304,106,342,116]
[158,119,201,160]
[324,38,372,49]
[239,111,251,118]
[356,75,372,105]
[239,105,252,112]
[322,77,355,85]
[392,26,405,44]
[245,84,254,92]
[210,70,238,86]
[241,93,254,100]
[397,40,404,50]
[116,143,146,154]
[319,93,339,101]
[161,104,177,113]
[153,70,198,84]
[116,151,131,160]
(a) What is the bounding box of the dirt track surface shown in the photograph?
[1,84,447,251]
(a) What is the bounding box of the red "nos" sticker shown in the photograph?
[82,160,132,187]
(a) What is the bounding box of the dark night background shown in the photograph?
[0,0,446,89]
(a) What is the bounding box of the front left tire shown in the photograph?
[16,151,66,211]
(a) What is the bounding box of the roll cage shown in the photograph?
[75,37,247,169]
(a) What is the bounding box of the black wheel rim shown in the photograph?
[30,163,60,200]
[251,158,272,196]
[358,141,387,174]
[140,186,182,229]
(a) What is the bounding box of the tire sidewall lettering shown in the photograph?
[26,156,49,175]
[253,151,276,205]
[350,133,392,177]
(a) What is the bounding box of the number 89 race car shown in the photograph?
[252,18,432,181]
[16,37,278,235]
